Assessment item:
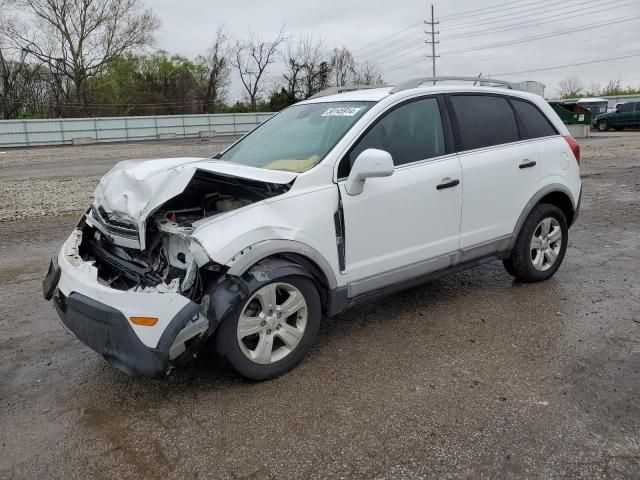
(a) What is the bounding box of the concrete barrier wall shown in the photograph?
[0,113,275,148]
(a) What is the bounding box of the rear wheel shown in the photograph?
[597,120,610,132]
[503,203,568,282]
[217,274,321,380]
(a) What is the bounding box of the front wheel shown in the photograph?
[597,120,610,132]
[503,203,568,282]
[217,274,321,380]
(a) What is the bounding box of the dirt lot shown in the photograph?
[1,133,639,479]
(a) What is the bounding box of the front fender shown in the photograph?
[192,186,342,287]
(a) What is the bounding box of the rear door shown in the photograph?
[447,94,540,257]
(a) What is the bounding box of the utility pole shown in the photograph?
[424,4,440,84]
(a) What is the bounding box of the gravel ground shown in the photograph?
[0,137,237,222]
[1,133,639,479]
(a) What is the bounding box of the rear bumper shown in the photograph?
[572,188,582,226]
[43,230,205,378]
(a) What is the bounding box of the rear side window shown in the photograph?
[449,95,519,150]
[510,99,557,139]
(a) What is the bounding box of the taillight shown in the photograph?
[564,135,580,165]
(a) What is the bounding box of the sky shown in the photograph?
[151,0,640,100]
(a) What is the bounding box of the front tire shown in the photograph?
[503,203,568,282]
[217,274,321,380]
[597,120,610,132]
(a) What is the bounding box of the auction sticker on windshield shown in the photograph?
[322,107,363,117]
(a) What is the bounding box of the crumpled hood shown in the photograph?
[93,157,298,223]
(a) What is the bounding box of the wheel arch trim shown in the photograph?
[509,183,576,251]
[224,239,338,290]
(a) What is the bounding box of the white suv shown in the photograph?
[43,78,582,380]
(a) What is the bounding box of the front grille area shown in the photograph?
[92,206,140,241]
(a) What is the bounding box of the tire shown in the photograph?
[597,120,610,132]
[503,203,568,283]
[216,273,321,381]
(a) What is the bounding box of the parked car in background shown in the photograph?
[595,101,640,131]
[43,78,582,381]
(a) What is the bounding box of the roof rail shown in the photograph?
[389,76,518,94]
[309,84,388,99]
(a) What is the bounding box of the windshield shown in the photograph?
[218,101,374,173]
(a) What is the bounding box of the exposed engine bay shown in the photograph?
[79,170,291,299]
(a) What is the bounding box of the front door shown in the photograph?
[337,96,463,297]
[612,102,636,126]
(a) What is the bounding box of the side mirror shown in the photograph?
[345,148,394,195]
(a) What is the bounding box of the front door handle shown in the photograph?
[436,179,460,190]
[519,160,537,169]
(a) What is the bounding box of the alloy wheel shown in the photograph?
[530,217,562,272]
[236,282,308,364]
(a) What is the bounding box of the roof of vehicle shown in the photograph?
[577,97,608,103]
[299,84,543,105]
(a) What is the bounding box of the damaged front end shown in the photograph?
[46,161,293,377]
[84,169,290,297]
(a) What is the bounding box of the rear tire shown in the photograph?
[217,273,321,381]
[503,203,568,282]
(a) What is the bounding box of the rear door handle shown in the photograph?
[519,160,537,169]
[436,179,460,190]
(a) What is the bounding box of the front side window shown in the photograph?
[511,99,557,139]
[450,95,519,151]
[618,103,633,113]
[219,101,373,173]
[340,97,445,177]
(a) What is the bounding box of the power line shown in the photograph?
[352,0,552,58]
[439,0,535,20]
[357,0,625,66]
[443,0,605,30]
[358,32,424,63]
[367,0,634,66]
[357,31,424,62]
[494,52,640,76]
[441,0,637,41]
[380,13,636,71]
[440,14,640,55]
[352,22,422,54]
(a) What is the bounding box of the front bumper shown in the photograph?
[43,231,205,378]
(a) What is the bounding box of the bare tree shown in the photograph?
[202,25,231,113]
[330,47,355,87]
[354,60,385,86]
[558,77,584,98]
[282,40,305,102]
[299,37,330,98]
[232,29,286,111]
[601,78,624,96]
[1,0,159,112]
[282,36,331,101]
[0,47,29,118]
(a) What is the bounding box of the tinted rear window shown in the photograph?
[450,95,519,150]
[511,99,557,139]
